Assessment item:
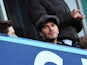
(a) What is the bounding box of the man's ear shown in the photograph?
[39,32,43,37]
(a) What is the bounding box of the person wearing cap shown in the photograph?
[0,20,17,37]
[28,0,84,46]
[36,15,69,45]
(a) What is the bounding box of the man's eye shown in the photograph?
[52,24,55,26]
[43,26,47,29]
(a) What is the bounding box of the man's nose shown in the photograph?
[49,27,53,31]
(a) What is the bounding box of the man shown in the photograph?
[79,36,87,50]
[28,0,84,44]
[36,15,69,45]
[0,20,17,37]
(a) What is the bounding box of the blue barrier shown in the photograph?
[0,35,87,65]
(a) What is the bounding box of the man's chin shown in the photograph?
[46,38,55,41]
[48,36,56,39]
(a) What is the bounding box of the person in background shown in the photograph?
[28,0,84,46]
[36,15,72,46]
[0,20,17,37]
[79,36,87,50]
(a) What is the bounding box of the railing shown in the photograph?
[0,35,87,65]
[0,0,8,20]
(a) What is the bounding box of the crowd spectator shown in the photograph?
[79,36,87,50]
[28,0,84,46]
[0,20,17,37]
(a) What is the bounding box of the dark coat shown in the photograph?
[28,0,82,42]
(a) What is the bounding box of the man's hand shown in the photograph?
[71,9,84,21]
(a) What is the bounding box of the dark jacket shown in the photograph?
[28,0,82,42]
[40,39,70,46]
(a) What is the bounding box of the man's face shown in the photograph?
[40,22,59,40]
[7,26,17,37]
